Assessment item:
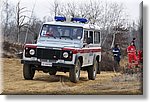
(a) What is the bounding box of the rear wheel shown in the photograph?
[88,59,98,80]
[69,59,81,83]
[97,62,101,74]
[23,64,35,80]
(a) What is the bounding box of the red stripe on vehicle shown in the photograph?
[62,48,101,54]
[25,44,37,48]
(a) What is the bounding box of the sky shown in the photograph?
[8,0,142,22]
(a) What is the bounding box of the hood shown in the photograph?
[37,37,82,48]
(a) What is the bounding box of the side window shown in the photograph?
[89,31,93,43]
[83,31,88,43]
[94,31,100,44]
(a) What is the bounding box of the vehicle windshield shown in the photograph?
[40,24,83,40]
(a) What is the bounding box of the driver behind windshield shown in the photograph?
[45,27,60,37]
[41,25,83,40]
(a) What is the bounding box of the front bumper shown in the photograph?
[21,60,40,65]
[21,60,74,68]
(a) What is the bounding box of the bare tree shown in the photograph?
[77,3,89,18]
[86,0,103,24]
[27,16,42,43]
[49,0,129,49]
[50,0,59,16]
[100,1,128,48]
[1,0,43,44]
[15,1,28,43]
[2,0,9,41]
[24,0,37,44]
[1,0,15,41]
[50,0,78,18]
[64,2,77,18]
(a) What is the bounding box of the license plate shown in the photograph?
[41,62,52,67]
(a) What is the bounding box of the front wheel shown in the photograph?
[69,59,81,83]
[97,62,101,74]
[88,59,98,80]
[23,64,35,80]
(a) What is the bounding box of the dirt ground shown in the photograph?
[1,58,142,95]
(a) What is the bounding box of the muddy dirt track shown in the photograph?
[2,58,142,95]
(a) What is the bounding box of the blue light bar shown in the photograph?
[71,17,88,23]
[54,16,66,22]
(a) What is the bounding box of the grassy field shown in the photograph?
[1,58,142,95]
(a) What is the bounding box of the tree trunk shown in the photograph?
[111,33,116,48]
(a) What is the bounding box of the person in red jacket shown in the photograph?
[127,42,137,68]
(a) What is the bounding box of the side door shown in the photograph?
[82,30,89,65]
[94,31,101,62]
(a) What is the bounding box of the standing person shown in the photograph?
[127,42,137,68]
[112,44,121,72]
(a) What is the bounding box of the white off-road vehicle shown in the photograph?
[21,17,102,83]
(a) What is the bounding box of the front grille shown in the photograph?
[37,48,63,60]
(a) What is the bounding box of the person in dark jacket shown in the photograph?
[132,37,136,49]
[112,44,121,72]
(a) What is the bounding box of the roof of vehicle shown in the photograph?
[43,21,101,30]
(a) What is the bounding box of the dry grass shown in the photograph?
[1,58,142,95]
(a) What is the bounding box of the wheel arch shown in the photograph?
[96,55,100,63]
[75,55,83,66]
[78,56,83,66]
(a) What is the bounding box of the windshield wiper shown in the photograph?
[60,36,73,40]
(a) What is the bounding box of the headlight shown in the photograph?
[63,52,69,58]
[29,49,35,55]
